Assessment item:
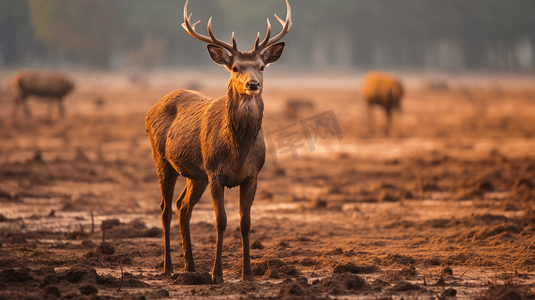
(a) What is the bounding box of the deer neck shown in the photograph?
[225,82,264,157]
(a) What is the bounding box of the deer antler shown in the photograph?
[253,0,292,52]
[182,0,238,54]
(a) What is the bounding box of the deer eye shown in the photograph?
[232,67,238,72]
[260,66,265,71]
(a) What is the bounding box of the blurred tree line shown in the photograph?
[0,0,534,70]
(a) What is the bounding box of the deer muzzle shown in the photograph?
[245,81,261,95]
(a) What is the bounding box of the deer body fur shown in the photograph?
[145,0,291,283]
[11,71,75,118]
[362,71,404,136]
[146,89,266,186]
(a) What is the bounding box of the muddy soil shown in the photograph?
[0,70,534,299]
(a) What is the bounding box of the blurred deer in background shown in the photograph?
[11,71,75,120]
[362,71,404,136]
[0,80,5,104]
[145,0,292,283]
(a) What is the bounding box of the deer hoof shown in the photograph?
[212,274,224,284]
[164,267,173,277]
[242,274,254,282]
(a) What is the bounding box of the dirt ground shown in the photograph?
[0,69,534,299]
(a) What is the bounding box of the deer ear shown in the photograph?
[207,44,231,67]
[262,42,285,65]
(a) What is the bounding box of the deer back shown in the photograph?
[363,71,404,109]
[146,90,214,180]
[13,72,75,98]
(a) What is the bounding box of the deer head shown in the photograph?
[182,0,292,96]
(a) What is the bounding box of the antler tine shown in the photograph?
[255,0,292,52]
[182,0,237,53]
[182,1,212,44]
[231,32,237,50]
[254,18,271,52]
[191,19,201,29]
[207,17,238,53]
[274,14,285,26]
[254,33,260,51]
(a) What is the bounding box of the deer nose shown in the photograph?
[246,81,260,90]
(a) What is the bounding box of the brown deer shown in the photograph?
[11,71,75,119]
[145,0,292,283]
[362,71,404,136]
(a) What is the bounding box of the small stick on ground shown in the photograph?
[118,261,124,292]
[101,223,106,242]
[460,263,475,277]
[416,170,425,199]
[90,211,94,233]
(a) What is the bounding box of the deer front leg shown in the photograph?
[46,100,54,122]
[12,95,30,119]
[239,177,257,281]
[178,179,208,272]
[12,95,21,119]
[209,177,226,284]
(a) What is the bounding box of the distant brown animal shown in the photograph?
[11,71,75,119]
[0,82,4,103]
[284,97,314,119]
[362,71,404,136]
[145,0,292,283]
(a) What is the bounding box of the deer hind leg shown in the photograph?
[384,90,394,137]
[46,99,55,122]
[394,108,402,136]
[239,176,257,281]
[177,178,207,272]
[384,109,392,137]
[12,94,29,119]
[58,98,66,118]
[22,95,31,117]
[209,176,226,284]
[157,163,179,276]
[367,102,375,135]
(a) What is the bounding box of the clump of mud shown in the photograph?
[312,273,369,295]
[173,272,212,285]
[332,262,379,274]
[379,265,419,283]
[84,242,132,265]
[277,279,328,300]
[101,219,161,240]
[0,267,35,285]
[249,256,300,279]
[0,247,160,298]
[95,242,115,255]
[58,266,100,284]
[79,284,99,296]
[277,274,371,299]
[509,178,535,205]
[377,253,415,266]
[476,285,535,300]
[0,214,8,222]
[389,281,420,292]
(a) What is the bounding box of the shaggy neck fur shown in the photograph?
[226,79,264,158]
